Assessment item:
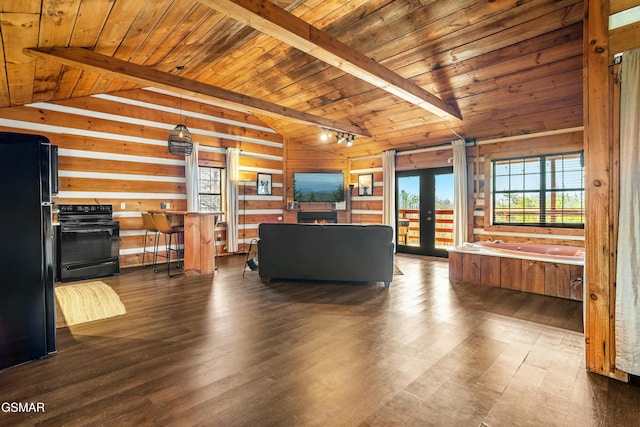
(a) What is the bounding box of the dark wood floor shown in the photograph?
[2,254,640,426]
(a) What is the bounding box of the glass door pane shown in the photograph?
[435,173,454,250]
[396,167,453,257]
[397,175,420,248]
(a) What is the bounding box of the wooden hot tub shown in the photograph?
[448,242,584,301]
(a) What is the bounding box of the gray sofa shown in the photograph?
[257,223,394,288]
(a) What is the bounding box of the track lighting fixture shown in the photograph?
[320,128,355,147]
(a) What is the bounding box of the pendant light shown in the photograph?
[168,66,193,156]
[168,123,193,155]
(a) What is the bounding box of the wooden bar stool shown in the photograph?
[152,213,185,277]
[141,212,159,268]
[213,216,223,270]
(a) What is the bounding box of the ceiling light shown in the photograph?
[321,128,355,147]
[168,124,193,155]
[168,66,193,156]
[346,134,354,147]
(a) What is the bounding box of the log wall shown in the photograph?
[391,129,585,247]
[350,156,384,224]
[0,88,284,268]
[283,140,350,223]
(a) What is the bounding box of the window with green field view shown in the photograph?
[198,166,224,212]
[492,152,584,228]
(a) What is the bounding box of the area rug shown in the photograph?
[55,281,126,327]
[394,264,403,275]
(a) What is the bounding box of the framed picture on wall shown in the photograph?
[257,173,272,195]
[358,174,373,196]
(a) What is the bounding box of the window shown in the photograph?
[198,166,224,212]
[492,151,584,228]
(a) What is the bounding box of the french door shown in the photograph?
[396,167,454,257]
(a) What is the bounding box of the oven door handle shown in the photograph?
[63,228,116,235]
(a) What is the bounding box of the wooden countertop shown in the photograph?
[147,210,223,216]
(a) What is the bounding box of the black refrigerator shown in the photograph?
[0,132,57,370]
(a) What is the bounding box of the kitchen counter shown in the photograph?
[149,211,223,276]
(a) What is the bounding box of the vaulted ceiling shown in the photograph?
[0,0,584,158]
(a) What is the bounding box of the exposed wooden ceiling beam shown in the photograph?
[24,46,370,137]
[197,0,462,121]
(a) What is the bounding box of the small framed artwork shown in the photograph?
[257,173,272,195]
[358,174,373,196]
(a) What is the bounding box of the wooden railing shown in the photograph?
[435,209,454,247]
[493,208,584,223]
[398,208,454,248]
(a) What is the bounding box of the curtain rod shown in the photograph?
[610,52,623,67]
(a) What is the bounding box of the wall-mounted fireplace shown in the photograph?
[297,211,338,224]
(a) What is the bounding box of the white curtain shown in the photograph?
[615,48,640,376]
[185,142,199,212]
[226,147,240,253]
[452,138,468,247]
[382,150,396,244]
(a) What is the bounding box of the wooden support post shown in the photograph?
[583,0,627,381]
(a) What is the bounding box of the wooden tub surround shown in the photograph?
[449,243,584,301]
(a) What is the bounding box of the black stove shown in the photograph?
[58,204,116,224]
[56,204,120,281]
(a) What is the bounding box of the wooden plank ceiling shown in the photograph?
[0,0,584,158]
